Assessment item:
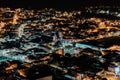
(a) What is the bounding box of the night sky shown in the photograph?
[0,0,120,9]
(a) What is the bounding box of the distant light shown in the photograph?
[114,66,120,75]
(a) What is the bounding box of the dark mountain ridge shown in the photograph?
[0,0,120,9]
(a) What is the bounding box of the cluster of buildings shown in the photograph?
[0,7,119,80]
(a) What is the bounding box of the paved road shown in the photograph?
[49,64,68,73]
